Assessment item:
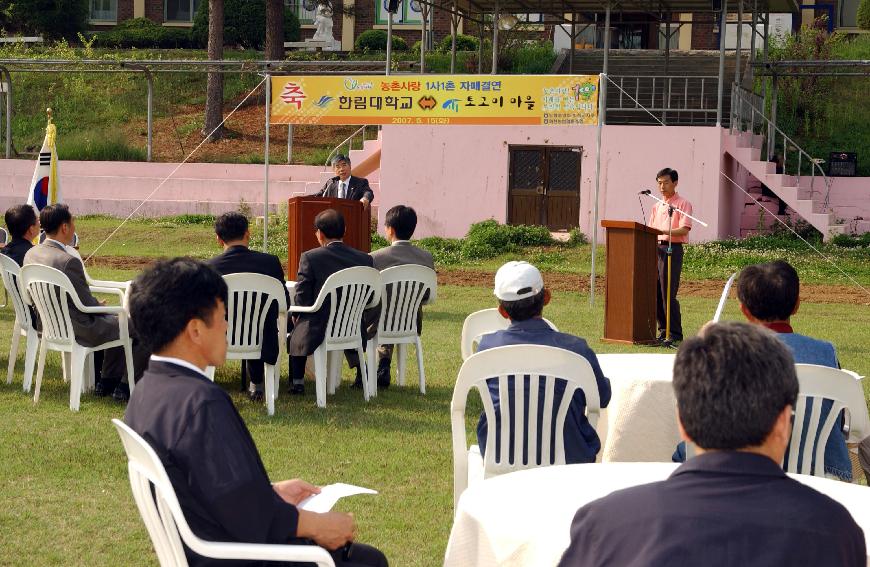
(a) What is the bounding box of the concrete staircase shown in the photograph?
[724,130,845,240]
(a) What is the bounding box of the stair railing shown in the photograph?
[324,125,371,167]
[608,75,720,125]
[730,83,833,212]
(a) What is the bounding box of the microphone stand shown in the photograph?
[642,192,708,349]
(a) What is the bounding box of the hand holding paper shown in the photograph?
[298,483,378,513]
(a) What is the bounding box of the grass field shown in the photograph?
[1,218,868,566]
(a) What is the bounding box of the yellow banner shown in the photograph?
[270,75,599,126]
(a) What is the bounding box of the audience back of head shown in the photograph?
[494,261,546,321]
[214,212,249,243]
[5,205,37,239]
[39,204,72,235]
[129,258,228,353]
[737,260,799,321]
[314,209,345,239]
[384,205,418,240]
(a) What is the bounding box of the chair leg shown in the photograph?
[358,347,370,402]
[415,338,426,395]
[327,350,341,394]
[69,349,86,412]
[397,343,407,387]
[22,330,38,393]
[62,352,71,384]
[264,363,276,416]
[7,322,21,385]
[33,340,47,404]
[367,341,377,398]
[123,342,135,394]
[313,347,327,408]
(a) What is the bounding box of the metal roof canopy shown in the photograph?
[455,0,798,15]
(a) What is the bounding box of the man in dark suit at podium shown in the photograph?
[289,209,375,394]
[318,155,374,206]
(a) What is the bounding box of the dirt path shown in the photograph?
[87,256,867,305]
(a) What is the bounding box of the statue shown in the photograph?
[312,3,335,43]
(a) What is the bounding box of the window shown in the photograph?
[376,0,425,25]
[90,0,117,21]
[516,13,543,23]
[286,0,317,25]
[165,0,201,22]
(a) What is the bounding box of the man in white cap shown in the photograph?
[476,261,611,464]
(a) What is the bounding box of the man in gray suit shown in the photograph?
[369,205,434,388]
[23,204,149,401]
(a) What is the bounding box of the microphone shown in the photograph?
[638,189,652,195]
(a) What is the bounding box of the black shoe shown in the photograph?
[248,387,264,402]
[95,378,118,397]
[112,382,130,403]
[290,383,305,396]
[351,367,364,389]
[377,360,391,389]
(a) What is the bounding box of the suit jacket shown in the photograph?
[317,175,374,203]
[558,451,866,567]
[125,360,298,567]
[209,245,289,365]
[370,241,435,334]
[2,237,34,266]
[23,240,118,346]
[289,241,374,356]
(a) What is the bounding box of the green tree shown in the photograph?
[858,0,870,30]
[7,0,88,39]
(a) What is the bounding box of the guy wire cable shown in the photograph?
[84,75,269,264]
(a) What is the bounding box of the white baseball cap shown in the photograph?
[493,261,544,301]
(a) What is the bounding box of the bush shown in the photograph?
[859,0,870,30]
[355,30,407,51]
[6,0,88,39]
[830,232,870,248]
[460,220,554,260]
[506,41,556,74]
[192,0,301,49]
[436,33,478,52]
[94,18,196,49]
[567,227,588,246]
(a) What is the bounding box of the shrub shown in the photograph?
[436,33,478,52]
[461,220,554,260]
[859,0,870,30]
[830,232,870,248]
[6,0,88,40]
[94,18,196,49]
[506,41,556,74]
[192,0,301,49]
[355,29,408,51]
[567,227,588,246]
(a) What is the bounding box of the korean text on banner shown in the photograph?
[270,75,599,126]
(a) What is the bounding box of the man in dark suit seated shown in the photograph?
[125,258,388,567]
[2,204,39,266]
[558,322,866,567]
[317,155,374,207]
[209,211,290,402]
[23,204,150,401]
[289,209,375,395]
[476,261,611,465]
[369,205,434,389]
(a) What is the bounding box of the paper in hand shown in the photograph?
[298,483,378,513]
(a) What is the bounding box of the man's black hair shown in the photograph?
[385,205,418,240]
[499,289,546,322]
[39,204,72,235]
[5,205,37,239]
[215,211,249,243]
[737,261,799,322]
[656,167,678,182]
[315,209,346,239]
[128,258,228,353]
[674,321,798,451]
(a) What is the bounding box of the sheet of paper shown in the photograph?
[298,483,378,513]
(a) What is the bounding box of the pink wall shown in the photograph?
[826,177,870,233]
[379,124,723,242]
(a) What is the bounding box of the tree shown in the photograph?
[858,0,870,30]
[203,0,225,142]
[265,0,285,60]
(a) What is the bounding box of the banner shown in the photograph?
[270,75,599,126]
[27,120,62,211]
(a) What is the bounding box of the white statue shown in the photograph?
[312,3,335,42]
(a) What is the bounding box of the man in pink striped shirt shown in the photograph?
[647,168,693,343]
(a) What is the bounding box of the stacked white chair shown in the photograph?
[365,264,437,395]
[1,255,39,392]
[111,419,335,566]
[20,264,134,411]
[207,273,288,416]
[450,344,601,510]
[288,266,381,408]
[460,308,558,361]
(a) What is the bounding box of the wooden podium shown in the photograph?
[286,196,371,280]
[600,220,659,344]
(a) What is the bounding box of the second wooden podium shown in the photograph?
[600,220,659,344]
[287,196,371,280]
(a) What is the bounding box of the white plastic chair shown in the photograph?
[450,344,602,510]
[207,273,288,416]
[289,266,381,408]
[460,308,558,361]
[0,227,8,245]
[1,255,38,392]
[787,364,857,478]
[20,264,134,411]
[365,265,437,395]
[111,419,335,567]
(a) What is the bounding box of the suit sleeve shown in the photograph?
[317,180,329,197]
[557,505,600,567]
[294,252,315,308]
[174,399,299,543]
[271,256,291,307]
[359,177,374,202]
[64,255,101,307]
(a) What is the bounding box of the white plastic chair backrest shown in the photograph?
[319,266,380,344]
[451,345,601,504]
[377,264,437,338]
[460,308,559,361]
[788,364,855,477]
[0,254,33,329]
[222,273,288,355]
[0,227,8,245]
[20,264,77,348]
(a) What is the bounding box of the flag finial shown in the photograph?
[46,108,53,124]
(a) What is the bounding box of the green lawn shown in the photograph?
[1,265,868,566]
